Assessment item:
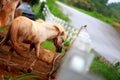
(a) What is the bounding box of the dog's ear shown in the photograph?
[54,24,67,41]
[54,24,63,34]
[61,31,67,42]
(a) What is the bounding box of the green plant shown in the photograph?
[41,40,55,51]
[2,73,40,80]
[90,50,120,80]
[41,40,66,53]
[46,0,69,21]
[63,38,71,46]
[32,2,44,19]
[0,27,8,32]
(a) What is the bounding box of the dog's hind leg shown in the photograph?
[21,44,34,72]
[27,43,40,73]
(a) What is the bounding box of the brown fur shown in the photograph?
[0,16,66,71]
[0,0,3,11]
[14,9,22,18]
[1,16,67,58]
[0,0,21,27]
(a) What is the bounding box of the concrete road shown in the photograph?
[57,2,120,64]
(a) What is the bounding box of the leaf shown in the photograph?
[17,74,40,80]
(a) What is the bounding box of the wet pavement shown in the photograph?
[57,2,120,64]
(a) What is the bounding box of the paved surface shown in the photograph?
[57,2,120,64]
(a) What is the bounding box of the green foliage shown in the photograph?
[0,27,7,32]
[115,62,120,70]
[90,50,120,80]
[108,2,120,22]
[90,56,120,80]
[41,40,55,51]
[46,0,69,21]
[28,0,39,6]
[3,73,40,80]
[63,38,71,46]
[60,0,96,11]
[108,2,120,10]
[59,0,120,22]
[91,0,110,16]
[41,40,65,53]
[32,3,45,19]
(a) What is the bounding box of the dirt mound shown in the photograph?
[0,33,63,80]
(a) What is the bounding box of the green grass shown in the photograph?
[41,40,66,53]
[46,0,69,21]
[32,3,44,19]
[90,50,120,80]
[90,57,120,80]
[41,40,55,51]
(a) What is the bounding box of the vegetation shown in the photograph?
[2,73,40,80]
[90,57,120,80]
[0,27,7,32]
[32,3,43,19]
[46,0,69,21]
[22,0,39,6]
[41,40,55,51]
[108,2,120,22]
[90,50,120,80]
[59,0,120,23]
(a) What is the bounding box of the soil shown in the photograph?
[114,22,120,33]
[0,32,63,80]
